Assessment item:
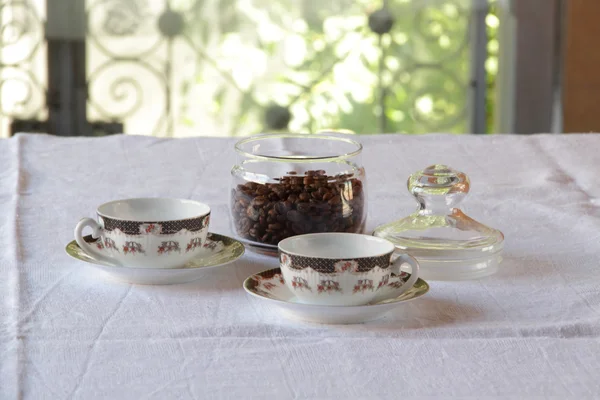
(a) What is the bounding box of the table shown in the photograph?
[1,133,599,399]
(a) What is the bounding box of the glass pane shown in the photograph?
[0,0,47,138]
[85,0,499,137]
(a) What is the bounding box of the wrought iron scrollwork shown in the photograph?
[86,0,169,135]
[0,0,488,136]
[0,0,46,133]
[101,0,148,37]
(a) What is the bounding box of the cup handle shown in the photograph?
[388,252,420,296]
[74,218,118,265]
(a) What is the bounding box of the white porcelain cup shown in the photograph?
[74,198,210,269]
[278,233,420,306]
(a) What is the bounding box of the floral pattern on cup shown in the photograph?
[279,255,418,305]
[279,251,391,274]
[89,222,211,257]
[247,271,286,300]
[377,274,390,289]
[279,251,395,297]
[140,223,162,234]
[353,279,374,294]
[291,276,311,291]
[91,218,210,259]
[202,240,218,250]
[317,280,342,294]
[123,241,145,255]
[104,238,118,251]
[158,241,181,255]
[186,238,203,252]
[81,224,209,264]
[281,253,292,269]
[334,260,359,273]
[388,272,409,289]
[102,214,209,235]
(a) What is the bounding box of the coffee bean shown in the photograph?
[312,215,324,223]
[232,171,365,245]
[275,201,291,215]
[297,202,310,213]
[328,196,341,205]
[316,202,331,211]
[240,218,251,233]
[287,210,302,222]
[246,206,259,221]
[273,187,286,198]
[299,192,310,201]
[252,196,267,207]
[314,223,327,232]
[292,222,305,234]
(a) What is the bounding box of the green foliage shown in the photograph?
[178,0,499,135]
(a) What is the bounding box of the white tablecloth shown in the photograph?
[1,133,599,399]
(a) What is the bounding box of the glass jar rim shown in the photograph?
[234,133,363,162]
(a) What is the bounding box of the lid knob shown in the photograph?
[408,164,470,211]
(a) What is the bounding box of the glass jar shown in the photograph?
[231,134,367,254]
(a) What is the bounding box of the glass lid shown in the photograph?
[373,164,504,262]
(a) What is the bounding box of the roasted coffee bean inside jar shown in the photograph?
[231,170,365,245]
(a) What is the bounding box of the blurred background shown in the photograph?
[0,0,576,137]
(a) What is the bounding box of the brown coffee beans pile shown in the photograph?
[232,170,365,245]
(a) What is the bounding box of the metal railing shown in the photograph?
[0,0,495,137]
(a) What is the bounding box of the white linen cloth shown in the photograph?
[1,133,600,399]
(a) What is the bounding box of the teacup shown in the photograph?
[278,233,419,306]
[74,198,210,269]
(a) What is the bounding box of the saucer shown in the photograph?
[66,232,244,285]
[243,268,429,324]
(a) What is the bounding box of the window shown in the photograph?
[0,0,507,137]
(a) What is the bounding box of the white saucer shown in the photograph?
[66,233,245,285]
[243,268,429,324]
